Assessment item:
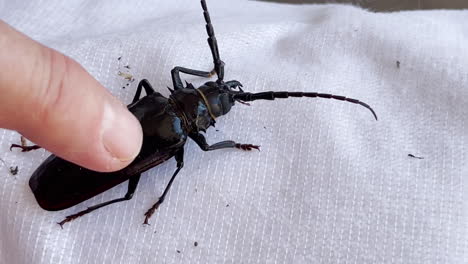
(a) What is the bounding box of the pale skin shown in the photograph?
[0,20,143,172]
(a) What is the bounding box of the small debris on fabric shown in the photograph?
[118,71,134,81]
[117,58,136,88]
[194,241,198,247]
[0,158,17,176]
[9,166,18,175]
[396,60,400,68]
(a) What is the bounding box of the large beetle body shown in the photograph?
[30,84,225,211]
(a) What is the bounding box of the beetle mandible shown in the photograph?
[12,0,377,227]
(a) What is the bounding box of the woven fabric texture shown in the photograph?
[0,1,467,263]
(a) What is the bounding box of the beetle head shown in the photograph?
[197,80,244,118]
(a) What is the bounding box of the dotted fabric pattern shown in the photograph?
[0,1,467,263]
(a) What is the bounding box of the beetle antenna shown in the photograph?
[233,91,378,120]
[201,0,224,83]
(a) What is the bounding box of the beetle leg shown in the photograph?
[131,79,155,104]
[10,136,41,152]
[190,132,260,151]
[10,144,41,152]
[143,148,184,225]
[171,66,213,90]
[57,174,141,228]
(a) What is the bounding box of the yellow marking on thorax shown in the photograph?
[195,89,217,120]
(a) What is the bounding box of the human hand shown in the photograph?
[0,20,143,172]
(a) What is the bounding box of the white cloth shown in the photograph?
[1,1,467,263]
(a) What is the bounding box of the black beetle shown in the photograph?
[12,0,377,227]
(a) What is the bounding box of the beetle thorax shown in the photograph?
[170,87,215,133]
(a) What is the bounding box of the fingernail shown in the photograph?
[101,101,142,163]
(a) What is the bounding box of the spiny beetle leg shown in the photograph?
[57,207,95,229]
[189,133,259,151]
[57,174,141,228]
[143,148,184,225]
[10,144,41,152]
[171,66,213,90]
[131,79,155,104]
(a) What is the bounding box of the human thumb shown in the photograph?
[0,20,143,172]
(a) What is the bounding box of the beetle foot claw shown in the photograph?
[56,207,94,228]
[235,144,260,151]
[143,199,163,225]
[57,217,73,228]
